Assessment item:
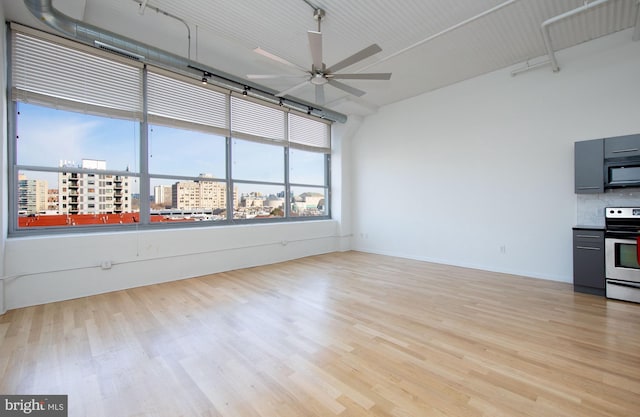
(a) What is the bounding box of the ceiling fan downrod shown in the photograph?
[313,8,325,32]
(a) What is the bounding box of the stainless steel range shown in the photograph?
[605,207,640,303]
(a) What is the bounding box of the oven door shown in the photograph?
[605,237,640,283]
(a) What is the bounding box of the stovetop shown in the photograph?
[605,207,640,238]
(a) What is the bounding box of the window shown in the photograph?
[149,125,226,179]
[234,184,285,219]
[290,148,326,186]
[16,103,139,171]
[230,138,286,220]
[150,177,231,223]
[232,139,284,182]
[291,187,328,217]
[14,104,140,228]
[9,26,331,234]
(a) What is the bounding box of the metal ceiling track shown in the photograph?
[22,0,348,123]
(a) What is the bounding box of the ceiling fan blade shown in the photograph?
[327,79,366,97]
[326,44,382,74]
[254,47,308,73]
[308,31,323,70]
[275,80,310,97]
[315,84,325,105]
[247,74,308,80]
[329,73,392,80]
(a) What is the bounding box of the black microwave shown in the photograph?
[605,157,640,188]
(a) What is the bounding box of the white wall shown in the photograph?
[1,6,7,314]
[351,29,640,282]
[331,116,362,251]
[4,221,340,309]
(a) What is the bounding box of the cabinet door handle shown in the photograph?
[577,186,601,190]
[611,148,639,154]
[576,234,600,238]
[576,246,601,251]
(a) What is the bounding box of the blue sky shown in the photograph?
[18,103,138,170]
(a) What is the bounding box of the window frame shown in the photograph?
[7,25,332,236]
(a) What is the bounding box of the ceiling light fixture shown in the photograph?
[242,86,249,96]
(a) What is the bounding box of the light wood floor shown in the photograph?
[1,251,639,417]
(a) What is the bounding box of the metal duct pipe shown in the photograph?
[22,0,347,123]
[541,0,612,72]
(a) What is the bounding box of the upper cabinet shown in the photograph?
[575,138,603,194]
[575,134,640,194]
[604,134,640,159]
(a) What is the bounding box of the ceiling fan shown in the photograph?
[248,8,391,105]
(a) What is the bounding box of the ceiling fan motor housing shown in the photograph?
[310,73,328,85]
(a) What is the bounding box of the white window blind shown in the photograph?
[230,96,285,144]
[147,71,228,134]
[12,32,142,118]
[288,112,331,152]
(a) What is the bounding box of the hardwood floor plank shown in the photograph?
[1,251,640,416]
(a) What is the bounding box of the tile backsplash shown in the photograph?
[577,189,640,226]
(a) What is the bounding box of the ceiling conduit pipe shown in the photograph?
[358,0,522,72]
[541,0,612,72]
[633,0,640,41]
[22,0,348,123]
[131,0,191,60]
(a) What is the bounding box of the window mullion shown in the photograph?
[139,66,150,225]
[226,93,234,222]
[284,112,291,219]
[226,136,233,222]
[326,153,331,218]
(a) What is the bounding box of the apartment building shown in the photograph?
[153,185,173,208]
[17,173,47,215]
[58,159,131,215]
[172,173,238,211]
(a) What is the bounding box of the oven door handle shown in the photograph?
[637,236,640,264]
[607,280,640,290]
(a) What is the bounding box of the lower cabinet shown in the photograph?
[572,228,605,296]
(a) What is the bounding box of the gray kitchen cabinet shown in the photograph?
[574,139,603,194]
[604,133,640,159]
[572,228,605,296]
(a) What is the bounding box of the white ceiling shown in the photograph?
[3,0,639,117]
